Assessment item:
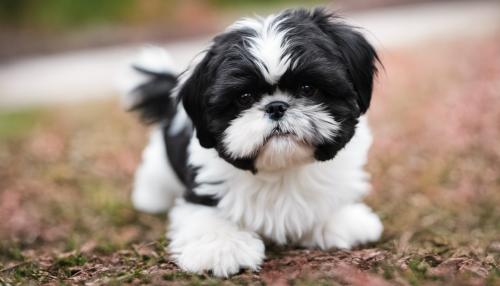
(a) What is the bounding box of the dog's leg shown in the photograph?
[132,127,183,213]
[168,201,265,277]
[301,203,383,250]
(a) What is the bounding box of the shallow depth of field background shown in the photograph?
[0,0,499,285]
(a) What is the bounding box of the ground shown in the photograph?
[0,35,499,285]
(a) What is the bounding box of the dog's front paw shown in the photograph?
[169,229,265,277]
[304,203,383,250]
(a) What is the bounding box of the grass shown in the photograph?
[0,109,45,140]
[0,35,499,285]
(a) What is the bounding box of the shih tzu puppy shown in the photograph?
[124,8,383,277]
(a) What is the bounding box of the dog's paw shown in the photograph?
[170,229,265,277]
[305,203,383,250]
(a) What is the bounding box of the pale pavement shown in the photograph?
[0,1,499,109]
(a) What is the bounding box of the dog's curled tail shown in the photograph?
[121,46,178,124]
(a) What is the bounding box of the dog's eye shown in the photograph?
[299,84,316,97]
[237,93,254,107]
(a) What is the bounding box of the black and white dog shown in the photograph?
[124,8,382,277]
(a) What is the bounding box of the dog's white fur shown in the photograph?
[132,127,183,213]
[222,93,340,166]
[133,115,382,276]
[128,13,382,277]
[168,202,265,277]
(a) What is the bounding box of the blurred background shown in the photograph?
[0,0,499,285]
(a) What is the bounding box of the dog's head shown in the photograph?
[179,8,379,172]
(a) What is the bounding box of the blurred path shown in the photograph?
[0,1,499,109]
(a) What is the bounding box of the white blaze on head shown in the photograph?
[228,14,292,84]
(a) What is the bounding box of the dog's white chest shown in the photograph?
[216,162,366,244]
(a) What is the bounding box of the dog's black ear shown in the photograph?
[311,8,379,113]
[179,51,217,149]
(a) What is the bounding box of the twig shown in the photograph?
[0,261,30,273]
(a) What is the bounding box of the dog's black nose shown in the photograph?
[265,101,289,120]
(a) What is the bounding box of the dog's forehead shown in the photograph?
[226,13,295,85]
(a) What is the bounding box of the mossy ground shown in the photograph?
[0,36,499,285]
